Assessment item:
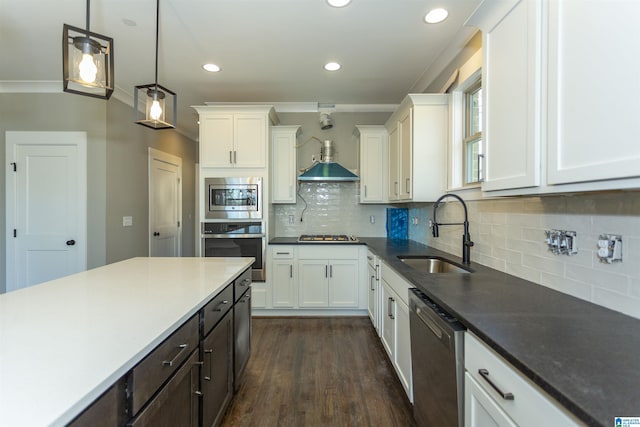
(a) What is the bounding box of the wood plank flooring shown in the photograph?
[221,317,416,427]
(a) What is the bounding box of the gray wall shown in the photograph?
[0,93,197,293]
[0,93,107,293]
[106,98,197,263]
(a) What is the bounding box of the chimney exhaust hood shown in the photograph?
[298,139,359,182]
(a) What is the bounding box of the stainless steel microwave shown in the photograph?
[205,177,262,219]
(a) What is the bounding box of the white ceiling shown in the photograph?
[0,0,482,139]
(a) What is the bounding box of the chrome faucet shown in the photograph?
[431,193,474,264]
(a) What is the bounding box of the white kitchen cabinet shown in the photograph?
[355,126,388,203]
[297,246,361,309]
[467,0,543,192]
[271,126,300,203]
[465,372,517,427]
[464,332,581,427]
[366,251,381,335]
[298,259,359,308]
[388,125,400,200]
[193,106,277,169]
[384,94,448,202]
[546,0,640,185]
[379,260,413,402]
[269,246,296,308]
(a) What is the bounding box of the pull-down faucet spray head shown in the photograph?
[431,193,473,264]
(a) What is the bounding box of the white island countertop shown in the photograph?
[0,257,253,427]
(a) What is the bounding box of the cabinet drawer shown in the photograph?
[297,246,359,260]
[271,246,295,259]
[234,268,252,302]
[380,261,411,305]
[202,284,233,336]
[128,349,199,427]
[68,378,126,427]
[465,332,581,427]
[130,315,199,415]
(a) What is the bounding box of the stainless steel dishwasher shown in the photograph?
[409,288,465,427]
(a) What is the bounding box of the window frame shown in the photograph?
[462,77,483,186]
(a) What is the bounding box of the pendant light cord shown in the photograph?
[154,0,160,87]
[85,0,90,33]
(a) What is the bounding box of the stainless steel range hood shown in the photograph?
[298,140,359,182]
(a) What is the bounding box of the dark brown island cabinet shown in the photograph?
[67,268,252,427]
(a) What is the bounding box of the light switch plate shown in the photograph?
[123,216,133,227]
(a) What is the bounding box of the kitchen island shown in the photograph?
[0,257,253,427]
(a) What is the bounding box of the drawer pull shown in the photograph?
[239,278,251,287]
[212,300,229,312]
[276,252,290,255]
[162,343,188,367]
[204,349,213,381]
[478,369,514,400]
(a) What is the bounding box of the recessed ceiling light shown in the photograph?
[327,0,351,7]
[202,63,221,72]
[324,62,341,71]
[424,8,449,24]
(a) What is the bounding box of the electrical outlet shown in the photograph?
[123,216,133,227]
[412,217,419,225]
[369,215,375,224]
[288,215,295,225]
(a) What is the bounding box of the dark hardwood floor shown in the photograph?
[221,317,416,427]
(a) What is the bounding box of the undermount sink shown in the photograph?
[398,256,471,274]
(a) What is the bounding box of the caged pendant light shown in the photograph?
[62,0,114,99]
[134,0,176,129]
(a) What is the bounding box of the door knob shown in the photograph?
[66,240,76,246]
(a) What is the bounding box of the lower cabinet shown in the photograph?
[128,350,200,427]
[379,260,413,402]
[234,287,252,391]
[464,332,581,427]
[267,245,366,311]
[67,378,127,426]
[201,311,233,427]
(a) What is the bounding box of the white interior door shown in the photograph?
[5,131,87,292]
[149,148,182,257]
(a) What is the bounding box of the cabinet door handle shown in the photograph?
[289,264,293,278]
[329,265,333,278]
[375,265,380,280]
[370,275,375,291]
[387,297,393,319]
[162,343,188,367]
[233,150,237,164]
[203,349,213,381]
[229,151,233,164]
[389,297,395,320]
[325,265,328,278]
[212,300,229,312]
[478,369,514,400]
[405,178,410,194]
[394,181,398,196]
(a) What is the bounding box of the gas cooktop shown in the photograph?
[297,234,359,243]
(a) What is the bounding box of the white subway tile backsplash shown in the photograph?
[409,192,640,320]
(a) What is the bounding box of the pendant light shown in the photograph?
[62,0,114,99]
[134,0,176,129]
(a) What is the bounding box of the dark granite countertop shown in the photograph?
[358,237,639,427]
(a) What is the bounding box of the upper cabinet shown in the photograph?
[468,0,640,195]
[355,126,388,203]
[546,0,640,185]
[384,94,449,202]
[271,126,300,204]
[193,106,278,169]
[467,0,543,192]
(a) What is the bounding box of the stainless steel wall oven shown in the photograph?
[205,177,262,220]
[201,222,265,281]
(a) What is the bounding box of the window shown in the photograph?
[463,79,483,185]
